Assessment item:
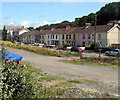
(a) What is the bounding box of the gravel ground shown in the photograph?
[6,47,119,96]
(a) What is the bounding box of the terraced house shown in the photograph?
[20,23,120,47]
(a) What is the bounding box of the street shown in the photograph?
[6,47,118,96]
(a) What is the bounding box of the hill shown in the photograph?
[34,2,120,30]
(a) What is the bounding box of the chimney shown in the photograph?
[40,29,43,32]
[66,25,71,30]
[51,28,55,31]
[85,23,91,29]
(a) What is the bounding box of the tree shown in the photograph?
[27,27,34,30]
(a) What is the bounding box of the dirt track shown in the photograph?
[6,47,118,96]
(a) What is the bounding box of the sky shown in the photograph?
[1,0,120,29]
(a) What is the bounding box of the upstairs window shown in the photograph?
[69,35,71,39]
[62,35,64,39]
[82,34,85,39]
[98,34,101,40]
[51,35,52,39]
[92,34,94,40]
[48,35,49,39]
[53,35,54,39]
[73,34,75,39]
[66,35,68,39]
[42,35,44,39]
[56,35,58,39]
[88,34,91,39]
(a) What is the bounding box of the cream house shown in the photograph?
[107,24,120,47]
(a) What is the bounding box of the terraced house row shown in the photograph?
[19,23,120,47]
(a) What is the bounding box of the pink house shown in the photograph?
[70,24,113,47]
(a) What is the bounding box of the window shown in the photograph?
[62,41,64,45]
[88,41,91,45]
[98,34,101,40]
[69,35,71,39]
[62,35,64,39]
[42,35,44,39]
[66,35,68,39]
[56,35,57,39]
[88,34,91,39]
[48,35,49,39]
[82,34,85,39]
[53,35,54,39]
[48,41,49,44]
[51,35,52,39]
[73,34,75,39]
[82,42,85,46]
[92,34,94,40]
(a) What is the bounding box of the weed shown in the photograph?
[68,80,84,84]
[38,76,64,82]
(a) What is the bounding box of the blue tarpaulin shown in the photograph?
[2,51,23,61]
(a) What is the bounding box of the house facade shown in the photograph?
[20,24,120,47]
[107,24,120,47]
[2,25,29,42]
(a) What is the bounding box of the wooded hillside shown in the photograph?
[32,2,120,30]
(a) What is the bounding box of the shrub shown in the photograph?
[85,45,91,50]
[1,63,35,99]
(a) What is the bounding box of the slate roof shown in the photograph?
[4,26,24,31]
[20,25,113,36]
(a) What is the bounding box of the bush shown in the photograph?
[1,63,35,99]
[85,45,91,50]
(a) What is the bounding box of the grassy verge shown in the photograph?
[2,41,78,57]
[60,59,119,69]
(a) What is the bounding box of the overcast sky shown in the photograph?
[1,0,120,29]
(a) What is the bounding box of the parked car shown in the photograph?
[105,49,120,56]
[71,47,84,52]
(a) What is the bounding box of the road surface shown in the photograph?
[6,47,118,96]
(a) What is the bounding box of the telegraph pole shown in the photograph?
[94,14,97,49]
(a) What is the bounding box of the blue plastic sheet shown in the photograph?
[2,51,23,61]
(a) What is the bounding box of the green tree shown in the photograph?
[27,27,34,30]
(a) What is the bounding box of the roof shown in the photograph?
[20,30,39,36]
[68,25,113,34]
[4,25,24,31]
[20,25,113,36]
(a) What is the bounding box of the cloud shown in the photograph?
[63,0,83,2]
[20,20,62,28]
[1,0,119,2]
[98,0,119,2]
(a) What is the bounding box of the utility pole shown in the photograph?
[94,14,97,49]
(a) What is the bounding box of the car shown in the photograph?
[71,47,84,52]
[105,49,120,56]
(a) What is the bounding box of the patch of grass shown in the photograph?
[2,41,78,57]
[20,61,47,77]
[60,59,118,69]
[68,80,84,84]
[55,82,73,88]
[38,76,65,82]
[83,79,98,84]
